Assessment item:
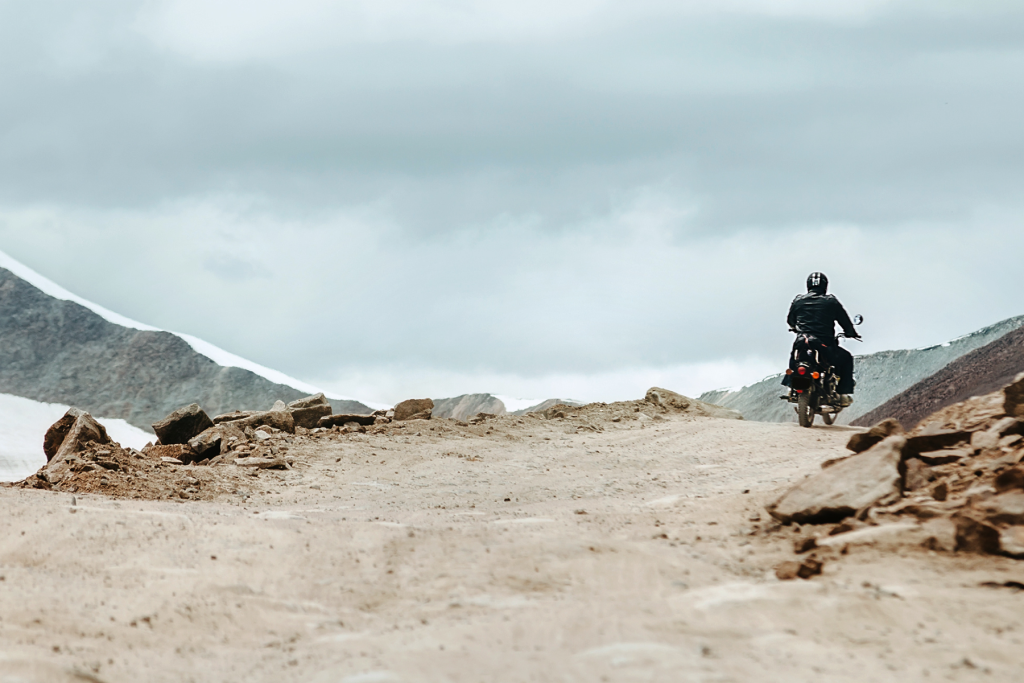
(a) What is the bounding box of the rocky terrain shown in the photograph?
[700,314,1024,424]
[0,267,371,432]
[854,325,1024,429]
[2,384,1024,682]
[765,372,1024,571]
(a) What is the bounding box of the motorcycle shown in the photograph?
[781,315,863,428]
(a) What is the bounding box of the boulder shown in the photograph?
[287,393,333,429]
[767,435,905,524]
[1004,372,1024,419]
[847,418,904,454]
[645,387,743,420]
[152,403,214,445]
[188,423,247,462]
[46,409,113,472]
[43,407,86,461]
[394,399,434,422]
[319,414,376,428]
[231,409,295,434]
[775,558,823,581]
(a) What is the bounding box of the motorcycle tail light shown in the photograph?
[797,367,807,376]
[812,372,820,379]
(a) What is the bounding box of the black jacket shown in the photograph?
[787,292,857,342]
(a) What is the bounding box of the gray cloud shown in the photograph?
[0,0,1022,403]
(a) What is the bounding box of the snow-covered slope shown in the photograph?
[0,252,375,430]
[0,249,360,404]
[0,393,152,483]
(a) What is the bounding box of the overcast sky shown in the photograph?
[1,0,1022,405]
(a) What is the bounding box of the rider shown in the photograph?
[786,272,860,405]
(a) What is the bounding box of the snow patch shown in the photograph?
[0,248,364,404]
[0,393,153,483]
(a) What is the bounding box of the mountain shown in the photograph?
[432,394,508,421]
[0,252,372,432]
[511,399,585,416]
[852,325,1024,428]
[431,394,587,420]
[699,315,1024,424]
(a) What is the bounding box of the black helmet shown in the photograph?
[806,272,828,294]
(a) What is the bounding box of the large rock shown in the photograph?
[152,403,214,445]
[646,388,743,420]
[43,407,86,461]
[319,414,377,428]
[1004,372,1024,419]
[45,408,113,472]
[220,408,296,433]
[394,399,434,421]
[767,435,905,524]
[847,418,904,454]
[287,393,333,429]
[188,422,247,462]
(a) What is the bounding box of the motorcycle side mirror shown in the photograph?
[853,314,864,326]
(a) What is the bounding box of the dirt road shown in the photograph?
[2,409,1023,682]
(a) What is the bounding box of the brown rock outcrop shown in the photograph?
[767,435,905,524]
[152,403,214,445]
[43,407,86,462]
[46,408,113,473]
[287,393,333,429]
[847,418,904,454]
[394,399,434,421]
[187,422,247,462]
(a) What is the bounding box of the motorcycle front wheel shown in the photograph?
[797,392,815,428]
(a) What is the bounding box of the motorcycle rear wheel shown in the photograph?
[821,411,835,426]
[797,392,815,428]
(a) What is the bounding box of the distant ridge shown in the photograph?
[0,265,372,432]
[432,394,508,421]
[853,325,1024,428]
[699,315,1024,424]
[431,394,586,420]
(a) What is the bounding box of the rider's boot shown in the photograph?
[839,395,854,408]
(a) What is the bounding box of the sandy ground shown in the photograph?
[2,409,1023,682]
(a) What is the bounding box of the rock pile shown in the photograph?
[14,385,735,501]
[768,372,1024,560]
[145,392,402,464]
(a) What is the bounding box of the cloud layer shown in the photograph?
[0,0,1021,404]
